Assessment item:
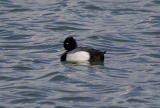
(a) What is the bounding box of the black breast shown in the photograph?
[61,52,67,61]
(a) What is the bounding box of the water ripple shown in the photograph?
[0,0,160,107]
[56,96,97,102]
[48,26,90,31]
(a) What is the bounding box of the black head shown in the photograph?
[63,37,78,51]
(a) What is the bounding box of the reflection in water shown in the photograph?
[61,60,104,66]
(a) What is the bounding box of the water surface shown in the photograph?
[0,0,160,108]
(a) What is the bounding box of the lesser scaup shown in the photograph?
[61,37,105,62]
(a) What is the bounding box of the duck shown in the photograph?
[61,36,105,63]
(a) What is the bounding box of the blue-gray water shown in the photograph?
[0,0,160,108]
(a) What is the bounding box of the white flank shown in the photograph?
[66,51,90,62]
